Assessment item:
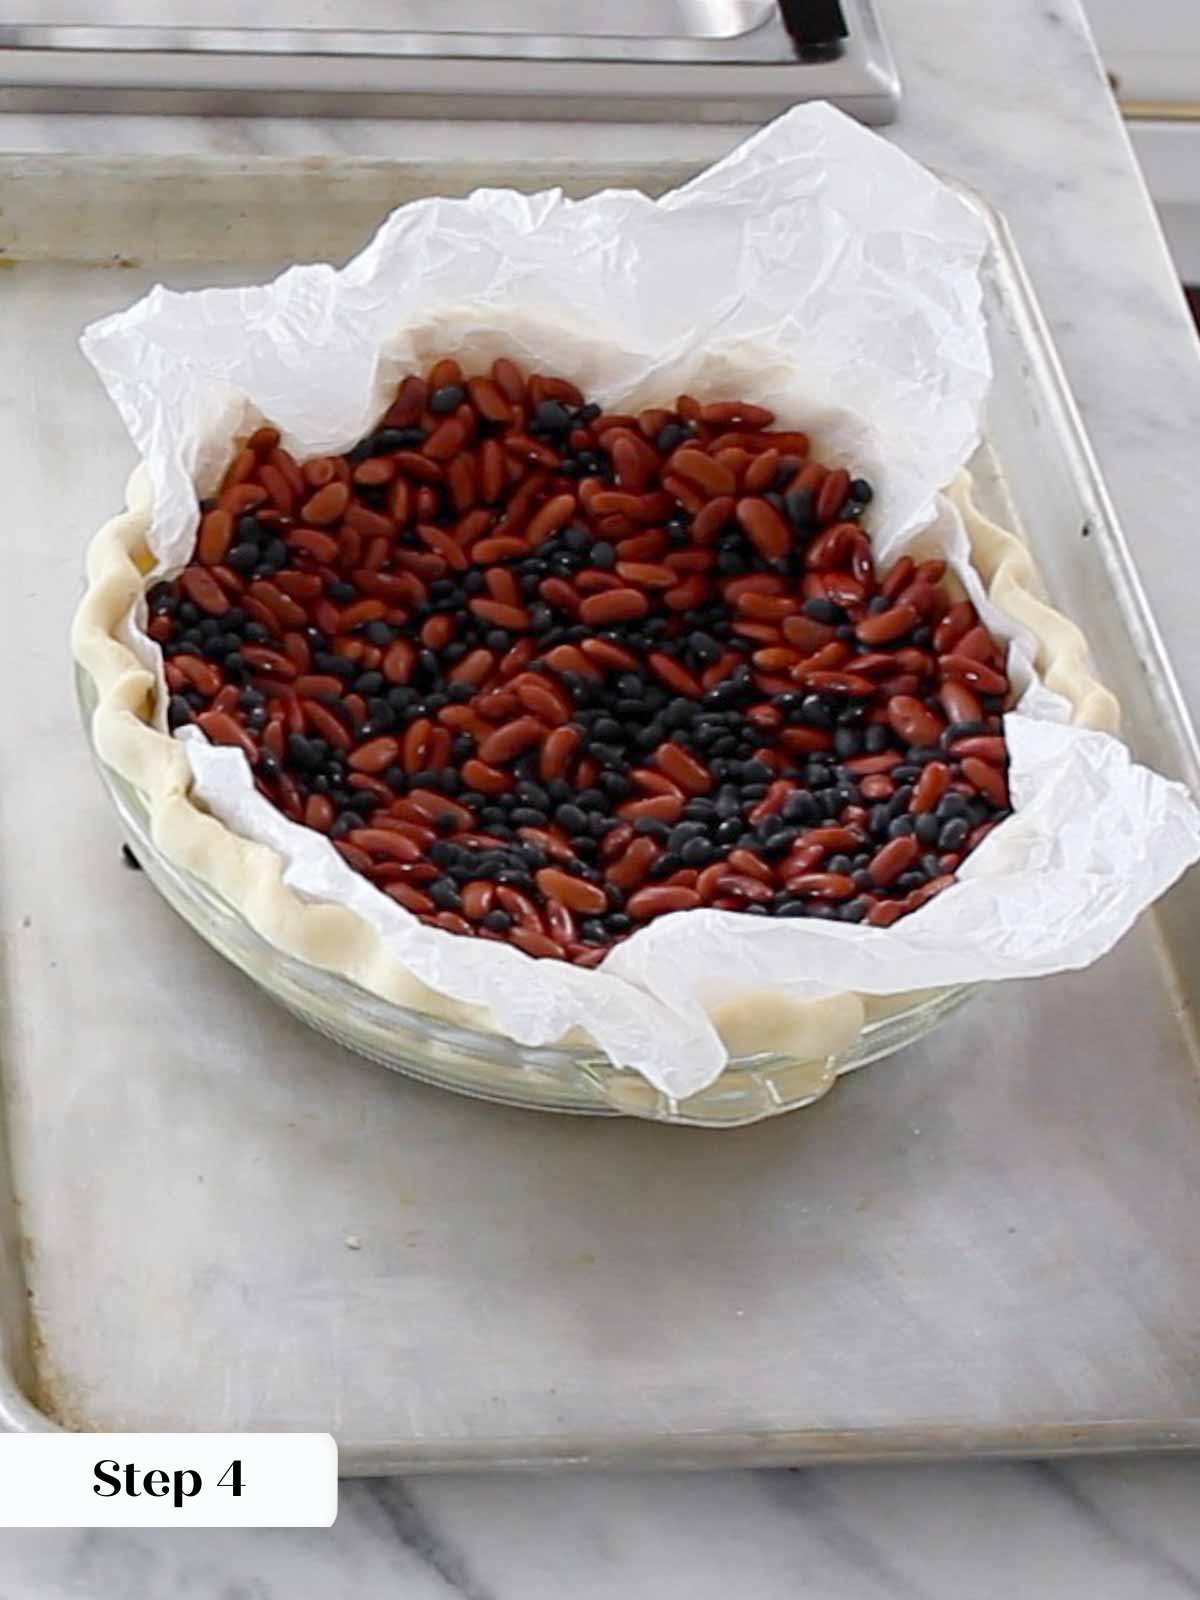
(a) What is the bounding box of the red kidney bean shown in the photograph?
[962,756,1010,808]
[796,829,860,858]
[535,869,607,915]
[539,726,583,782]
[717,873,774,903]
[196,710,256,759]
[868,835,921,887]
[949,736,1008,765]
[724,849,773,884]
[934,600,976,653]
[577,589,649,626]
[651,742,712,795]
[939,654,1009,695]
[510,928,564,960]
[646,653,702,699]
[860,774,895,801]
[196,507,234,566]
[912,761,952,813]
[606,836,660,891]
[461,880,495,921]
[799,670,877,697]
[615,785,685,822]
[669,449,736,499]
[735,497,791,561]
[815,467,850,523]
[302,700,351,751]
[300,482,349,525]
[477,717,544,765]
[179,567,229,616]
[886,696,944,746]
[347,828,422,862]
[855,603,918,646]
[867,900,907,927]
[469,599,530,631]
[880,556,915,599]
[626,886,702,919]
[458,759,510,795]
[633,769,684,801]
[692,496,736,543]
[510,678,565,726]
[580,638,640,672]
[384,882,435,915]
[699,400,775,428]
[348,736,401,774]
[938,680,984,724]
[783,873,856,900]
[304,793,335,833]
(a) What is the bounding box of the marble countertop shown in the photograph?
[6,0,1200,1592]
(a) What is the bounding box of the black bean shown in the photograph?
[914,813,940,846]
[775,899,809,917]
[430,384,466,414]
[668,822,706,850]
[534,400,572,434]
[509,807,547,828]
[785,487,815,527]
[227,543,259,573]
[938,817,970,851]
[167,696,194,730]
[287,734,322,772]
[634,818,670,841]
[782,792,821,825]
[936,793,970,821]
[942,720,992,746]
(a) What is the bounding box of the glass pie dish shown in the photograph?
[77,665,974,1128]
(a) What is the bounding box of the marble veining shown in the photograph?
[4,1462,1200,1597]
[4,0,1200,1593]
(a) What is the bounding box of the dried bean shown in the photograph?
[155,357,1014,960]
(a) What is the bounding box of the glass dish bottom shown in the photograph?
[81,670,974,1127]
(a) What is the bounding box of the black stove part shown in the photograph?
[778,0,848,59]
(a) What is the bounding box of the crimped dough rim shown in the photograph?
[71,466,1118,1069]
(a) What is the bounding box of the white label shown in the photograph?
[0,1434,337,1527]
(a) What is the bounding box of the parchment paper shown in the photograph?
[80,104,1200,1097]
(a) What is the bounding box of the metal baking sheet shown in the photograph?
[1,149,1198,1472]
[0,3,900,124]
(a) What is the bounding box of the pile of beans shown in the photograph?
[145,357,1012,966]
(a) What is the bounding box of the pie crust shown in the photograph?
[72,464,1117,1075]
